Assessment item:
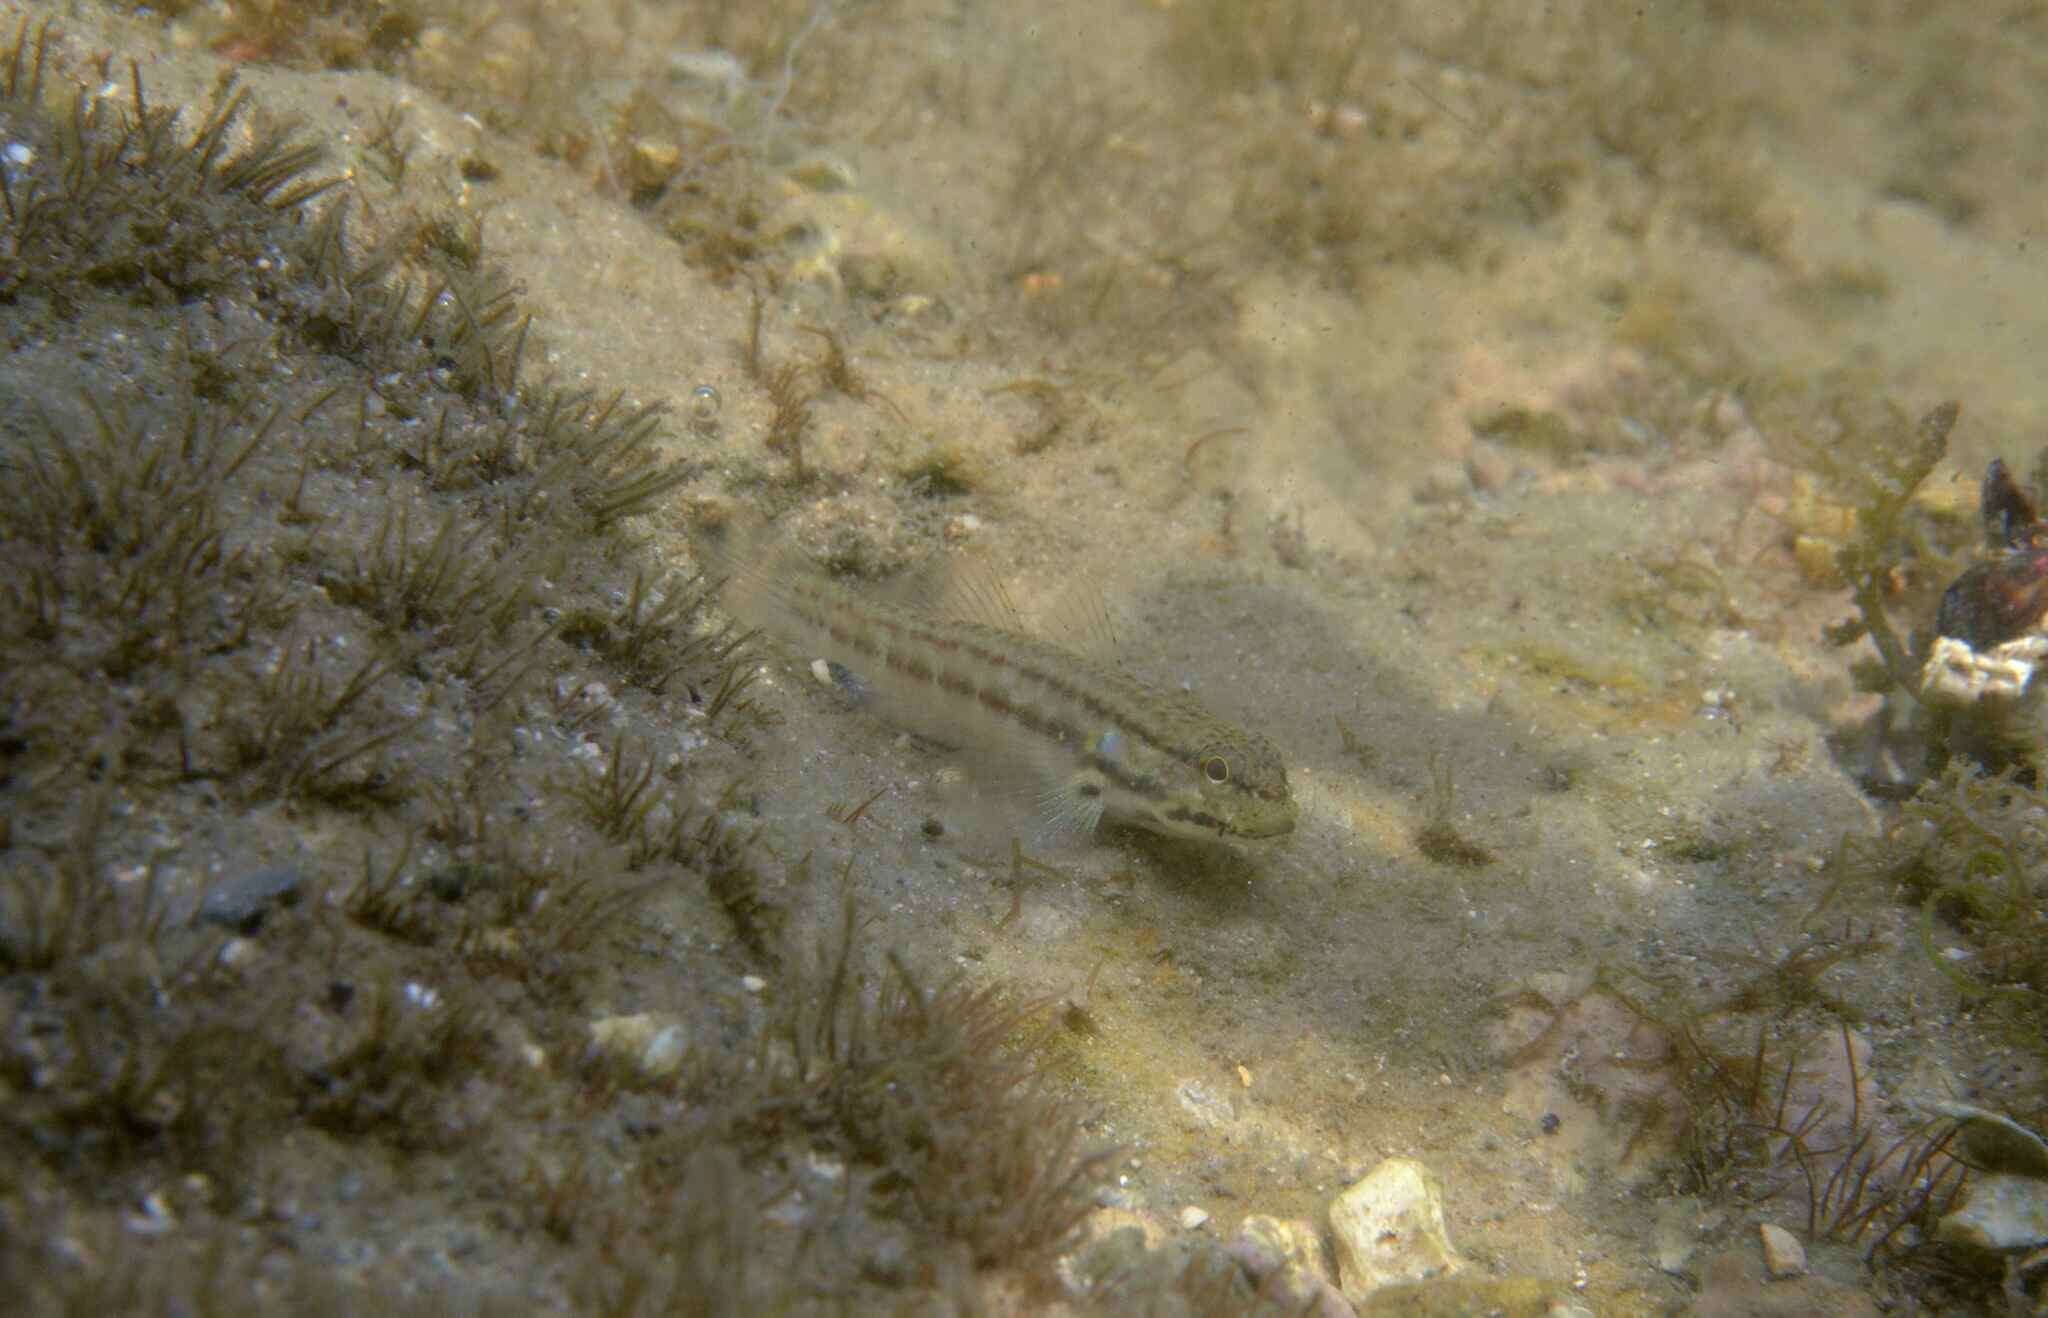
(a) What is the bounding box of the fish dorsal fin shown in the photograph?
[690,517,816,623]
[916,550,1027,634]
[918,551,1126,669]
[1035,577,1125,671]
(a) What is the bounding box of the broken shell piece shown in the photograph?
[1919,634,2048,708]
[1919,634,2048,775]
[1909,454,2048,776]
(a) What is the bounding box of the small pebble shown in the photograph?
[1758,1223,1806,1278]
[199,867,307,934]
[641,1025,687,1076]
[125,1192,175,1237]
[587,1013,688,1080]
[741,974,767,993]
[426,864,487,903]
[862,1234,909,1286]
[1329,1157,1464,1301]
[1179,1205,1210,1230]
[1710,390,1751,437]
[1465,441,1513,493]
[668,49,745,94]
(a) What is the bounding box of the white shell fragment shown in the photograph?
[1919,632,2048,771]
[1327,1157,1464,1303]
[1919,634,2048,707]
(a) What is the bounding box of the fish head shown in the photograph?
[1121,726,1297,843]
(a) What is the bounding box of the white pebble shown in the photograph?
[1758,1222,1807,1278]
[1329,1157,1464,1302]
[641,1025,687,1076]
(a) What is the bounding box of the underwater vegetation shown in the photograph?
[1458,385,2048,1310]
[15,0,2048,1310]
[0,23,1139,1311]
[1159,0,1795,286]
[1617,387,2048,1307]
[1881,769,2048,1061]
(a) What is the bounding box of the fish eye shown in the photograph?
[1202,755,1230,784]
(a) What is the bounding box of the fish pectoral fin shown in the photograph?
[1038,769,1108,837]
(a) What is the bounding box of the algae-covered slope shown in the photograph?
[0,17,1105,1312]
[5,0,2048,1313]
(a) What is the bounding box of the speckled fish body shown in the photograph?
[706,538,1297,844]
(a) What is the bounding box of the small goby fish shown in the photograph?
[700,531,1297,844]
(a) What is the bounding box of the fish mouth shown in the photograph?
[1233,807,1298,840]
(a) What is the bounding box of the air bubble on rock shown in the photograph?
[689,384,722,436]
